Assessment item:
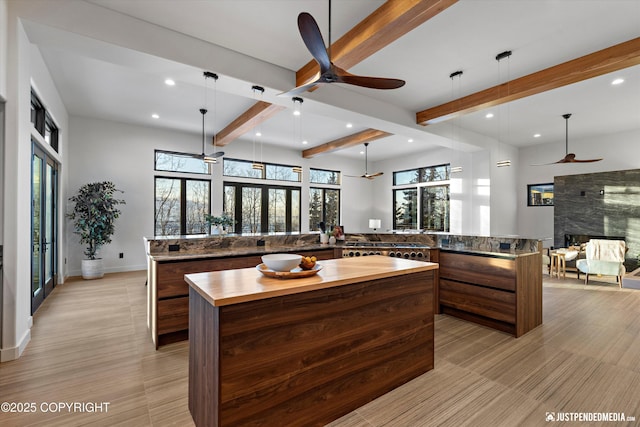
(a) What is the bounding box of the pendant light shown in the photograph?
[495,50,512,168]
[201,71,224,164]
[449,70,463,174]
[291,96,304,174]
[251,85,265,171]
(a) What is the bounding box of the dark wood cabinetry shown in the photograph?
[148,248,338,348]
[438,251,542,337]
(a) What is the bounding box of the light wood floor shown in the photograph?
[1,271,640,426]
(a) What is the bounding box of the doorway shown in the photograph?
[31,143,58,314]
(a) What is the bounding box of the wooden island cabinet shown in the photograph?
[185,256,438,427]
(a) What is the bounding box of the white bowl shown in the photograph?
[261,254,302,272]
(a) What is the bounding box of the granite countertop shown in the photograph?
[185,256,438,307]
[149,243,341,261]
[439,246,540,259]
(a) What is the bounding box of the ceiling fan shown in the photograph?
[535,113,602,165]
[280,1,405,97]
[345,143,383,180]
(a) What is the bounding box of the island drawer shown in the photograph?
[439,278,516,324]
[157,297,189,335]
[439,252,516,291]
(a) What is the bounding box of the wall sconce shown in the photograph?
[369,219,381,231]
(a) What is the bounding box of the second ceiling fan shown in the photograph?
[281,1,405,96]
[345,143,383,180]
[542,114,602,164]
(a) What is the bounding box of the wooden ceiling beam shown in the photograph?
[416,37,640,126]
[214,101,285,147]
[302,129,392,158]
[296,0,459,88]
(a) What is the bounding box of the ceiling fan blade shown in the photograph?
[277,72,321,97]
[532,153,603,166]
[364,172,384,179]
[335,65,405,89]
[338,74,406,89]
[298,12,331,73]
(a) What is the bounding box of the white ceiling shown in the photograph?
[24,0,640,161]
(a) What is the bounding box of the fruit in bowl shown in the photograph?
[299,256,317,270]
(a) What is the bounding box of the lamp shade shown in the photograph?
[369,219,381,230]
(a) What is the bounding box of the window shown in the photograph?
[224,183,301,234]
[309,187,340,231]
[393,188,417,230]
[392,164,450,231]
[154,177,210,235]
[528,183,554,206]
[310,168,340,185]
[155,150,209,174]
[223,158,301,182]
[421,185,450,231]
[31,90,59,152]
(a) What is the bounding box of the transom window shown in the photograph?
[155,150,209,174]
[223,158,301,182]
[31,90,59,152]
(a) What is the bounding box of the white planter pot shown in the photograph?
[81,258,104,280]
[320,233,329,244]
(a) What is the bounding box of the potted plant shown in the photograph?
[205,213,235,234]
[68,181,125,279]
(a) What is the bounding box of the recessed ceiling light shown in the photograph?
[346,123,353,128]
[164,79,175,86]
[359,150,364,155]
[293,110,301,116]
[611,78,624,85]
[408,138,413,143]
[151,114,159,119]
[302,140,308,145]
[255,131,262,137]
[533,133,541,138]
[485,113,494,119]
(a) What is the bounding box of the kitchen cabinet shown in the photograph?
[148,247,338,348]
[438,250,542,337]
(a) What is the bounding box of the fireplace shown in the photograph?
[564,234,625,248]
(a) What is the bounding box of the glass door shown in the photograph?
[31,144,58,314]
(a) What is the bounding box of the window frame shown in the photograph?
[309,167,341,185]
[223,158,302,182]
[309,186,341,231]
[154,149,210,175]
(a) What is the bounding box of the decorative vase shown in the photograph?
[211,225,221,235]
[320,233,329,244]
[81,258,104,280]
[329,236,337,245]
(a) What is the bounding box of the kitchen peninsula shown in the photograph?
[185,256,438,427]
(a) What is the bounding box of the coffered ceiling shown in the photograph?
[23,0,640,161]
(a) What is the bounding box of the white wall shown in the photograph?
[0,0,6,100]
[67,116,373,275]
[517,128,640,245]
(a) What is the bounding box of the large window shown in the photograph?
[309,168,341,231]
[309,187,340,231]
[155,177,210,236]
[392,164,450,231]
[224,183,301,234]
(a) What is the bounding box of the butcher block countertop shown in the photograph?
[185,255,438,307]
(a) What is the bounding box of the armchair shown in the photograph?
[576,239,626,286]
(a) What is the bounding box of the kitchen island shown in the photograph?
[185,255,438,427]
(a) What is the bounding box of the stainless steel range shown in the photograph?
[342,242,431,261]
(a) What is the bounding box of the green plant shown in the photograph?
[205,213,235,227]
[68,181,125,260]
